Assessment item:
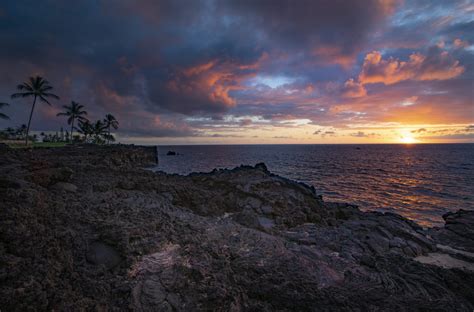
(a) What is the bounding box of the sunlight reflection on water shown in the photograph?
[153,144,474,227]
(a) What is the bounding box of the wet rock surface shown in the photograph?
[0,145,473,311]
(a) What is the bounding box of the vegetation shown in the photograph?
[0,124,36,142]
[56,101,87,142]
[77,119,93,142]
[104,114,119,144]
[2,75,119,148]
[11,76,60,145]
[91,120,109,144]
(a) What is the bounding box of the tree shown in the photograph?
[5,127,16,138]
[103,114,119,144]
[91,120,107,144]
[0,102,9,120]
[56,101,87,142]
[16,124,27,140]
[77,119,93,143]
[11,76,60,145]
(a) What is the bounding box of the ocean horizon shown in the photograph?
[155,143,474,227]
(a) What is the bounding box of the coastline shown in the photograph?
[0,145,473,310]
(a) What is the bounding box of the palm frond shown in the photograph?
[41,85,53,92]
[11,92,30,99]
[0,102,8,108]
[43,93,60,100]
[39,96,51,105]
[0,112,9,120]
[17,83,32,91]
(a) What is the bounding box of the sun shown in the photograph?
[400,136,417,144]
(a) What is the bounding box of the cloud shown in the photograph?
[0,0,472,143]
[401,96,418,106]
[358,47,465,85]
[342,79,367,98]
[453,38,469,49]
[411,128,426,133]
[218,0,400,65]
[157,59,259,114]
[422,133,474,141]
[349,131,379,137]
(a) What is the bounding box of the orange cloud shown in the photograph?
[377,0,401,15]
[166,58,261,109]
[358,50,465,85]
[312,46,355,68]
[342,79,367,98]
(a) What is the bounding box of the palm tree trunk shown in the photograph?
[70,118,74,143]
[108,126,111,144]
[25,95,37,146]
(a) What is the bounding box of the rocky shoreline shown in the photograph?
[0,145,473,311]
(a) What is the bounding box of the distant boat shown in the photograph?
[166,151,177,156]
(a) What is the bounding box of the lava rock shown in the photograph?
[50,182,78,193]
[86,242,122,269]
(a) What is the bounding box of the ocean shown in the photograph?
[153,144,474,227]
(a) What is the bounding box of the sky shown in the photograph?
[0,0,473,144]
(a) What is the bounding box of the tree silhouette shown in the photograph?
[16,124,27,140]
[91,120,107,144]
[57,101,87,142]
[77,119,94,143]
[103,114,119,144]
[0,102,9,120]
[11,76,60,145]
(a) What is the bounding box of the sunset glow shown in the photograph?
[0,1,472,144]
[400,136,417,144]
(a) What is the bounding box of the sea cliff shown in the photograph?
[0,145,473,311]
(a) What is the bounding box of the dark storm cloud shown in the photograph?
[218,0,398,61]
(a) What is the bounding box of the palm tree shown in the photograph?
[11,76,60,145]
[57,101,87,142]
[77,119,93,143]
[91,120,107,144]
[103,114,119,144]
[0,102,9,120]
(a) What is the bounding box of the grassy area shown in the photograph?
[5,141,68,149]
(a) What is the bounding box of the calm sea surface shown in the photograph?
[153,144,474,227]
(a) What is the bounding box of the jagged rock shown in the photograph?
[0,145,473,311]
[429,210,474,252]
[257,216,275,229]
